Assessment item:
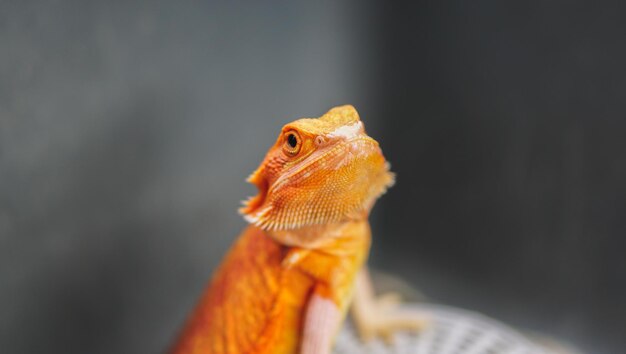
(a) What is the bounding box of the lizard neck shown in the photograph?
[265,213,368,249]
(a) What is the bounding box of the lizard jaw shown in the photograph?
[241,137,393,231]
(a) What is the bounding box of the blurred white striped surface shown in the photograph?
[335,304,551,354]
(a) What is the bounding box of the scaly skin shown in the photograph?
[171,105,396,354]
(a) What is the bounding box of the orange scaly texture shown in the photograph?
[171,105,393,354]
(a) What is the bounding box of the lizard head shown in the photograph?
[240,105,394,230]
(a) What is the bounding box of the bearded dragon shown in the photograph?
[171,105,425,354]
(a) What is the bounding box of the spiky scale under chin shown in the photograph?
[240,105,394,231]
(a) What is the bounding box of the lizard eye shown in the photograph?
[283,130,301,156]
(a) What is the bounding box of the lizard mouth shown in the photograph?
[269,136,380,194]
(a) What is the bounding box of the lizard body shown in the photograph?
[171,106,416,354]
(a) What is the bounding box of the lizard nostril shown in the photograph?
[315,136,326,146]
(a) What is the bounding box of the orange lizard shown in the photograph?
[171,105,425,354]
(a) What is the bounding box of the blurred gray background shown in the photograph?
[1,1,624,353]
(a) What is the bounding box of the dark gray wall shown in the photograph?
[372,2,626,354]
[1,1,624,354]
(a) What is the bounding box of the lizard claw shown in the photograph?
[354,292,428,344]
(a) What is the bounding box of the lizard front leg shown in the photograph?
[300,285,342,354]
[351,267,428,343]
